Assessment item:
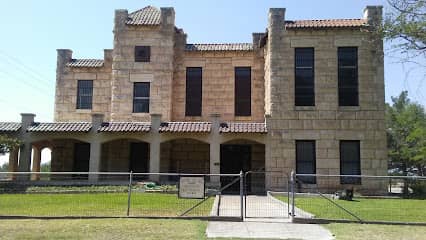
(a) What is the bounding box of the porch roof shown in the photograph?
[98,122,151,132]
[0,122,21,132]
[159,122,211,133]
[27,122,92,132]
[219,122,267,134]
[0,121,268,134]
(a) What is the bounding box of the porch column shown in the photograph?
[88,113,104,182]
[17,113,36,180]
[89,141,101,182]
[31,146,42,180]
[209,113,221,186]
[8,147,19,180]
[149,114,161,182]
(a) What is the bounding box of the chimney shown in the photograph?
[56,49,72,73]
[104,49,113,66]
[363,6,383,29]
[114,9,128,33]
[252,33,265,49]
[160,7,175,29]
[268,8,285,31]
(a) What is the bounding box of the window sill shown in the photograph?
[235,116,252,121]
[76,109,92,113]
[294,106,316,111]
[338,106,360,111]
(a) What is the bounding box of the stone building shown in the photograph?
[0,5,386,192]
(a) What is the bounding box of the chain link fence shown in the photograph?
[288,173,426,225]
[0,172,243,220]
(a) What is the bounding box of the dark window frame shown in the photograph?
[338,47,359,106]
[135,46,151,62]
[296,140,317,184]
[340,140,361,184]
[234,67,252,116]
[133,82,150,113]
[295,48,315,106]
[76,80,93,110]
[185,67,203,116]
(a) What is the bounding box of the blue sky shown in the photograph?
[0,0,424,122]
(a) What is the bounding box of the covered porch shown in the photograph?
[0,113,268,191]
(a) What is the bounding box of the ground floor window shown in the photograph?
[296,140,316,184]
[340,140,361,184]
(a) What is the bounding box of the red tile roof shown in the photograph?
[285,19,367,29]
[27,122,92,132]
[98,122,151,132]
[0,122,21,132]
[159,122,211,133]
[127,6,161,26]
[219,123,267,134]
[66,59,104,68]
[185,43,253,51]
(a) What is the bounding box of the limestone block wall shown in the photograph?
[110,10,175,122]
[172,50,265,122]
[50,139,78,172]
[265,11,386,191]
[55,52,112,122]
[160,139,210,174]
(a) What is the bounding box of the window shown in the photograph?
[296,140,316,184]
[135,46,151,62]
[185,67,202,116]
[235,67,251,116]
[340,140,361,184]
[338,47,358,106]
[76,80,93,109]
[295,48,315,106]
[133,82,150,113]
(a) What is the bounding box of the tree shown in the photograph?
[0,162,9,172]
[386,91,426,193]
[383,0,426,58]
[0,135,20,154]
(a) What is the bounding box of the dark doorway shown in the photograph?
[73,143,90,179]
[220,144,251,193]
[129,142,149,180]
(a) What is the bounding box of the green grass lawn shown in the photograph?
[325,223,426,240]
[0,192,214,217]
[278,196,426,223]
[0,219,425,240]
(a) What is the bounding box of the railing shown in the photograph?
[288,172,426,225]
[0,171,243,220]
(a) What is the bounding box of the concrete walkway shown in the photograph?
[206,194,334,240]
[206,221,334,240]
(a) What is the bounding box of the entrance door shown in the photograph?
[73,143,90,179]
[129,142,149,180]
[220,144,251,193]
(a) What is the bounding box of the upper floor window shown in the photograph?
[340,140,361,184]
[338,47,358,106]
[235,67,251,116]
[135,46,151,62]
[296,140,316,184]
[133,82,150,113]
[295,48,315,106]
[185,67,202,116]
[76,80,93,109]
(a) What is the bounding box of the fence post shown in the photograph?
[127,171,133,217]
[240,170,244,221]
[290,170,295,221]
